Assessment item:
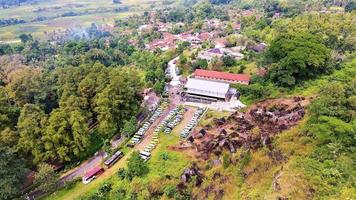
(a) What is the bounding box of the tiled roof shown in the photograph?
[194,69,250,82]
[208,48,223,54]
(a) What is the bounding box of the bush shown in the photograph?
[117,168,126,180]
[222,152,231,169]
[164,185,177,198]
[127,151,149,177]
[98,182,112,194]
[64,177,81,190]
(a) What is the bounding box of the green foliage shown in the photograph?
[266,32,331,87]
[345,2,356,12]
[122,116,137,137]
[222,54,235,67]
[19,33,33,43]
[164,185,177,198]
[157,3,229,23]
[0,146,27,200]
[177,41,191,53]
[238,65,246,73]
[222,152,231,169]
[17,104,47,163]
[127,151,149,178]
[0,87,19,132]
[34,163,59,193]
[191,58,208,70]
[117,168,126,180]
[95,68,142,137]
[153,81,165,94]
[301,60,356,198]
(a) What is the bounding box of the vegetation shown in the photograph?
[34,163,59,193]
[0,0,355,199]
[266,32,331,87]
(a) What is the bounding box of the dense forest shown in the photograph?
[0,0,355,199]
[0,31,174,199]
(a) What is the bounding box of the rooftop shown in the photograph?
[208,48,223,54]
[194,69,250,82]
[185,78,230,99]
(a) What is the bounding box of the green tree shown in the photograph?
[179,54,187,65]
[34,163,59,193]
[19,33,33,43]
[153,80,165,94]
[266,32,331,87]
[222,54,235,67]
[0,146,27,200]
[122,116,137,137]
[0,87,19,132]
[17,104,47,163]
[127,151,149,177]
[145,69,156,83]
[95,68,142,137]
[192,59,208,70]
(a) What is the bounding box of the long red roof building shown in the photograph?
[194,69,250,85]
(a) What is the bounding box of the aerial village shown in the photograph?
[81,9,262,185]
[1,1,354,199]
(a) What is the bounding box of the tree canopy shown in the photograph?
[266,32,331,87]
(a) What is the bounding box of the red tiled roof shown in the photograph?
[194,69,250,82]
[198,32,210,41]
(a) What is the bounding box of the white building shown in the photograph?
[184,78,233,102]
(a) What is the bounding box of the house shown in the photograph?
[156,22,173,32]
[178,32,202,44]
[184,78,232,102]
[251,42,267,53]
[214,38,228,48]
[197,48,224,62]
[194,69,250,85]
[198,32,211,41]
[197,47,244,62]
[210,30,224,38]
[138,24,154,32]
[220,48,244,60]
[146,32,178,51]
[205,18,223,30]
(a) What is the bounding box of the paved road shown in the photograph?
[168,57,180,86]
[60,151,106,183]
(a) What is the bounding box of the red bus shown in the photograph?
[82,166,104,184]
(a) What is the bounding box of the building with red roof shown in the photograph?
[194,69,250,85]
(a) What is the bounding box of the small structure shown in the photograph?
[194,69,250,85]
[184,78,232,102]
[251,42,267,53]
[197,48,224,62]
[214,38,228,48]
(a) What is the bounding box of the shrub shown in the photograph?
[117,168,126,180]
[164,185,177,198]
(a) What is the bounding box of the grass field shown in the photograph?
[0,0,172,42]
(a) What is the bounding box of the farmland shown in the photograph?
[0,0,171,42]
